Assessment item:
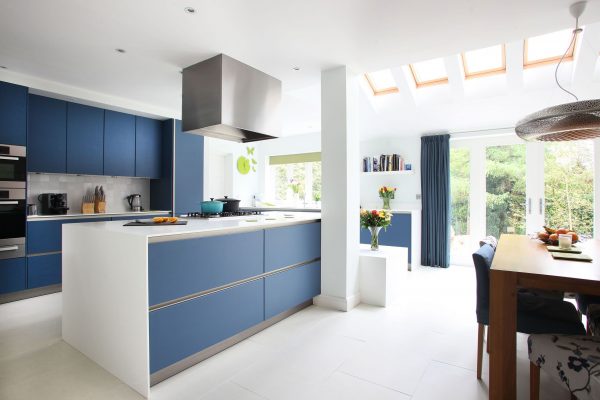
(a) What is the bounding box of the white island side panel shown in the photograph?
[62,224,150,398]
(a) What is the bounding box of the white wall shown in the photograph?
[359,135,421,210]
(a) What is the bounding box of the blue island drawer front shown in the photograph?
[148,231,264,306]
[264,222,321,272]
[27,253,61,288]
[0,257,26,294]
[360,213,412,263]
[149,279,264,373]
[265,261,321,319]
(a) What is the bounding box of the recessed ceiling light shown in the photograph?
[115,48,126,54]
[292,66,300,71]
[184,7,195,14]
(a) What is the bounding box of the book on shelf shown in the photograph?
[362,153,408,173]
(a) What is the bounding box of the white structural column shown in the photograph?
[315,66,360,311]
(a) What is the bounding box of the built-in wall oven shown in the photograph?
[0,144,26,260]
[0,145,26,184]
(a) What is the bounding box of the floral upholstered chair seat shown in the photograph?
[528,334,600,399]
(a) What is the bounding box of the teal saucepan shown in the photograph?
[200,198,224,214]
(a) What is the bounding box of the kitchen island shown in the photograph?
[62,212,321,398]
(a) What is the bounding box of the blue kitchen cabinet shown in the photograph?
[174,120,203,214]
[150,120,174,211]
[148,231,264,306]
[104,110,135,176]
[27,218,111,254]
[149,279,264,373]
[264,222,321,272]
[135,116,162,179]
[265,261,321,319]
[0,257,26,294]
[360,212,412,263]
[0,81,27,145]
[27,94,67,173]
[27,253,61,288]
[67,103,104,175]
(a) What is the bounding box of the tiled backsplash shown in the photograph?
[27,174,151,213]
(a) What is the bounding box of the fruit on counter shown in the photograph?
[543,226,557,234]
[153,217,167,223]
[167,217,178,223]
[538,232,550,241]
[568,231,579,242]
[556,228,570,235]
[549,233,559,242]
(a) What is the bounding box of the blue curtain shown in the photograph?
[420,134,450,268]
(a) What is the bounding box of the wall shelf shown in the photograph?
[362,170,414,176]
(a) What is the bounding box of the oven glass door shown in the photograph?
[0,190,26,240]
[0,145,26,183]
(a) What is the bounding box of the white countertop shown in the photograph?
[28,210,171,221]
[64,212,321,241]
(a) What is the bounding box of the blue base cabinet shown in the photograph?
[149,279,264,373]
[0,258,26,294]
[360,213,412,263]
[265,222,321,272]
[0,81,27,145]
[265,261,321,319]
[27,253,61,288]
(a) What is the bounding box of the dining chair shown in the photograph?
[473,244,586,380]
[528,334,600,400]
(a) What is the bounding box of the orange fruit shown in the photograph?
[549,233,558,242]
[556,228,569,235]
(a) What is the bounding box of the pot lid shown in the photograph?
[216,196,240,202]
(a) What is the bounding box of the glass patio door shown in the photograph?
[450,135,595,266]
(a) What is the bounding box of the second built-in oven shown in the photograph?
[0,187,26,259]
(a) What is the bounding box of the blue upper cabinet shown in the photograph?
[135,116,162,179]
[104,110,135,176]
[175,120,203,214]
[0,81,27,145]
[67,103,104,175]
[28,95,67,173]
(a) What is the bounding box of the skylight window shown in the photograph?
[409,58,449,87]
[524,29,576,68]
[364,69,399,95]
[461,44,506,79]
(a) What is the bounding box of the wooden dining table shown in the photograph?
[489,234,600,399]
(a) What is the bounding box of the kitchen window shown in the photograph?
[266,152,321,209]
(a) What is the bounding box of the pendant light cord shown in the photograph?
[555,18,581,102]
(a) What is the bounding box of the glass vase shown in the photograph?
[369,226,382,251]
[382,197,391,210]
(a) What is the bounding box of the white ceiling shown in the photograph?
[1,0,600,138]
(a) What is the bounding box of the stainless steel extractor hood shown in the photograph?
[182,54,282,142]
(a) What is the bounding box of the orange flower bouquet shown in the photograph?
[360,209,392,250]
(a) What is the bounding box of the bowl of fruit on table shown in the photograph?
[537,226,579,245]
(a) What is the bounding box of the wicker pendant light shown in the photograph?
[515,1,600,142]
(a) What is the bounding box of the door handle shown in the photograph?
[0,156,19,161]
[0,245,18,252]
[528,198,531,214]
[539,198,543,215]
[0,201,18,205]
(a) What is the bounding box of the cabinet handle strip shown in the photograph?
[149,257,321,312]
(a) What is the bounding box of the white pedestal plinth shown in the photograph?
[359,244,407,307]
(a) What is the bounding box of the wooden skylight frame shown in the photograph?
[461,44,507,79]
[364,73,399,96]
[408,64,449,88]
[523,34,578,69]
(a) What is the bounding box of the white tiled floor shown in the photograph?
[0,265,573,399]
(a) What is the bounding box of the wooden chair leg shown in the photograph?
[530,362,540,400]
[486,325,490,353]
[477,323,484,379]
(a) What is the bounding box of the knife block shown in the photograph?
[82,201,95,214]
[94,200,106,214]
